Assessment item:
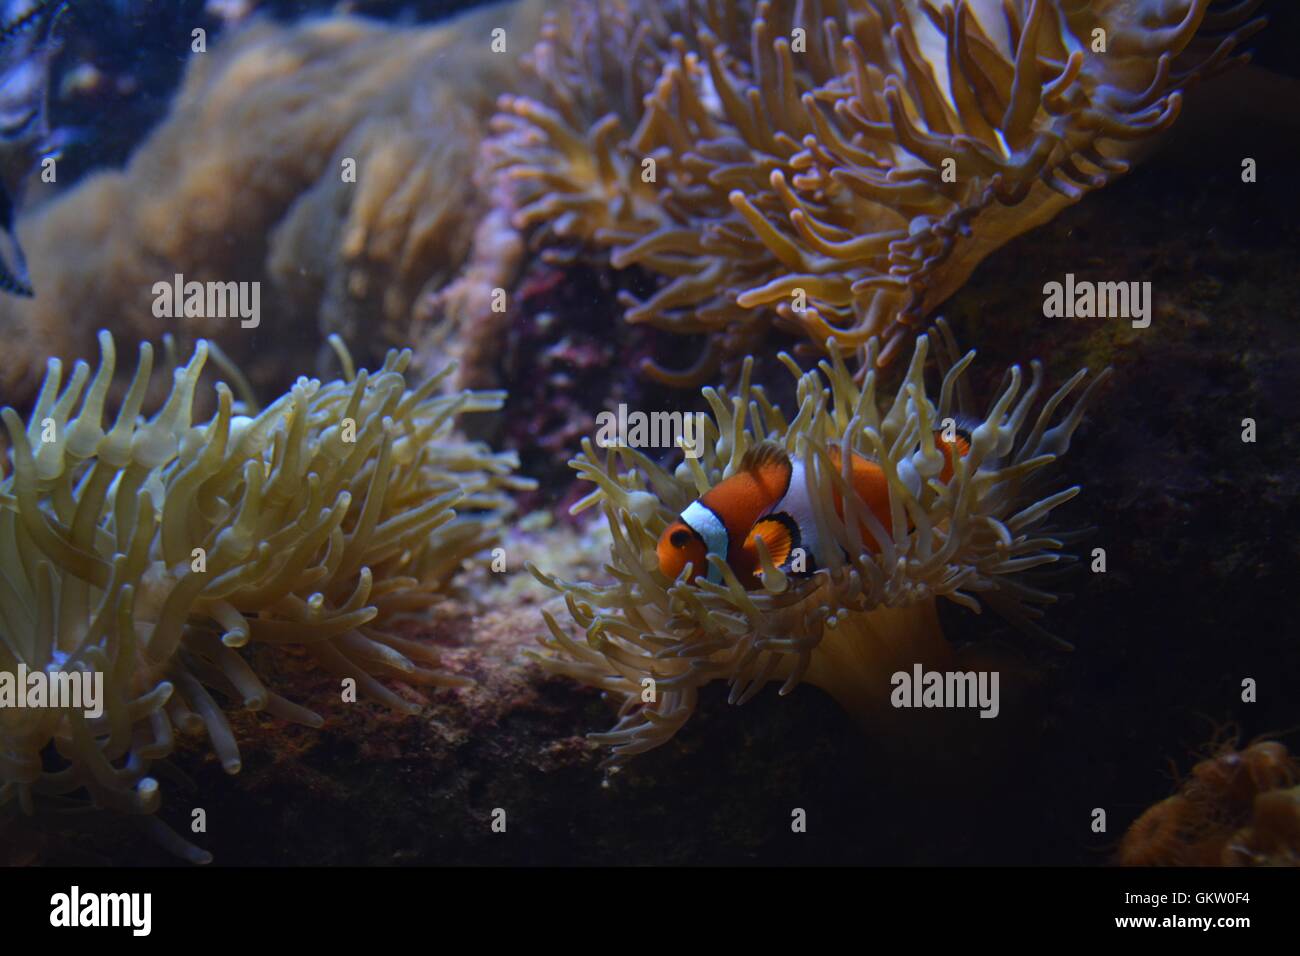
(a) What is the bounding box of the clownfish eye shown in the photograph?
[670,529,691,548]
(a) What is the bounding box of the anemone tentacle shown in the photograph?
[491,0,1263,382]
[0,331,532,860]
[531,321,1108,764]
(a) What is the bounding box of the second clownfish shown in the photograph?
[656,430,971,588]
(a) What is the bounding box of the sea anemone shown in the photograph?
[0,331,530,860]
[530,321,1108,764]
[490,0,1263,383]
[0,3,546,408]
[1119,736,1300,866]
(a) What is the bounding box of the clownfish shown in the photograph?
[656,429,972,588]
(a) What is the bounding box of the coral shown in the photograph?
[489,0,1264,382]
[1118,737,1300,866]
[0,330,530,860]
[0,2,544,408]
[529,320,1107,764]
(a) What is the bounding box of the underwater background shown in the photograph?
[0,0,1298,866]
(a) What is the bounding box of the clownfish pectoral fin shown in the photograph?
[743,513,799,570]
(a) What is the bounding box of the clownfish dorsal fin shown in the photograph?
[738,440,790,474]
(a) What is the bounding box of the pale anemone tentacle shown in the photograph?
[529,320,1109,766]
[490,0,1263,383]
[0,331,534,860]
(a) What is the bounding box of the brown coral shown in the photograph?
[490,0,1264,383]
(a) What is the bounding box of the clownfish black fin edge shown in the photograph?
[745,512,800,568]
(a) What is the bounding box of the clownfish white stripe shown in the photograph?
[776,460,823,569]
[657,435,971,590]
[681,500,728,584]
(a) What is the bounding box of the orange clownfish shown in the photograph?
[656,430,971,588]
